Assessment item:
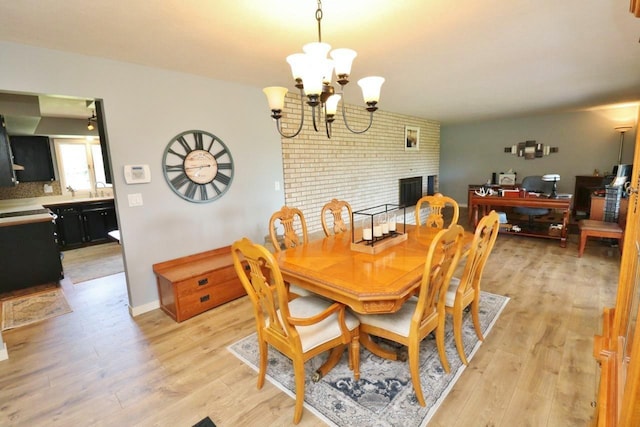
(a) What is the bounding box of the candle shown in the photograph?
[389,219,396,232]
[373,225,383,237]
[382,222,389,234]
[362,228,373,241]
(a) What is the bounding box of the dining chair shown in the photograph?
[321,198,353,236]
[269,205,309,251]
[414,192,459,228]
[354,224,465,407]
[269,205,312,297]
[444,210,500,365]
[231,237,360,424]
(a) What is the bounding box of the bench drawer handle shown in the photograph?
[200,294,210,303]
[198,278,208,286]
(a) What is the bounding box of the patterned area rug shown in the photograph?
[228,291,509,427]
[62,242,124,284]
[1,288,72,331]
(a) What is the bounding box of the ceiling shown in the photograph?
[0,0,639,124]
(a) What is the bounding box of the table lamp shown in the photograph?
[542,174,560,198]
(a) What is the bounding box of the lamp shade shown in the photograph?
[325,94,341,115]
[358,76,385,103]
[331,48,357,77]
[542,174,560,182]
[263,86,288,110]
[303,42,331,58]
[286,53,307,81]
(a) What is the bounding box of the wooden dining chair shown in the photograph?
[414,193,459,228]
[268,205,312,297]
[269,205,309,252]
[354,224,465,407]
[444,210,500,365]
[231,237,360,424]
[321,199,353,236]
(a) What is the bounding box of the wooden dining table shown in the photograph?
[275,224,473,315]
[275,223,474,372]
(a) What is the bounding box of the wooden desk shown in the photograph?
[275,225,473,315]
[469,194,572,248]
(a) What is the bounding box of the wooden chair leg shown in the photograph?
[435,323,450,374]
[408,341,425,407]
[257,338,268,389]
[453,307,468,365]
[471,298,484,342]
[292,357,306,424]
[578,232,588,257]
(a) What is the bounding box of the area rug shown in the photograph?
[228,291,509,427]
[62,242,124,284]
[1,288,72,331]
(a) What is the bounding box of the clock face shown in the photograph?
[162,130,234,203]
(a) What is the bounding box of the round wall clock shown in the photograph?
[162,130,234,203]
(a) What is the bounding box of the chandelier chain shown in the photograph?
[316,0,323,42]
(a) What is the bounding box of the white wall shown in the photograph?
[440,108,639,205]
[0,42,285,311]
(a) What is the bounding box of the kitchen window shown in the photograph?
[53,138,111,195]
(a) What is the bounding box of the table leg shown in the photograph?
[312,345,346,382]
[560,207,569,248]
[359,332,399,361]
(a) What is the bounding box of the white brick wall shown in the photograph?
[278,92,440,234]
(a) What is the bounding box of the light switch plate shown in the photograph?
[128,193,143,207]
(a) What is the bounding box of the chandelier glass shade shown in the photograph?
[263,1,384,139]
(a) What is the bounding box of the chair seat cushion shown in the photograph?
[281,296,359,352]
[444,276,461,307]
[356,300,425,338]
[579,219,623,233]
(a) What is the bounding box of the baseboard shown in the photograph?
[128,299,160,317]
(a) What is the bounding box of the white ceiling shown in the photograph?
[0,0,639,124]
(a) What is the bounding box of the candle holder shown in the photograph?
[351,204,407,254]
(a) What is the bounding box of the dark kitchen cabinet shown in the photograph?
[0,115,17,187]
[47,200,118,249]
[0,217,63,293]
[10,135,55,182]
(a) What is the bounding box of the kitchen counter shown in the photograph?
[0,196,114,227]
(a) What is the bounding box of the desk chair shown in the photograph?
[513,176,554,228]
[354,225,465,407]
[414,193,459,228]
[231,237,360,424]
[321,199,353,237]
[445,210,500,365]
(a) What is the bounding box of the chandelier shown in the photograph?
[262,0,384,139]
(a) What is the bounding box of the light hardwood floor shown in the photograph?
[0,225,620,426]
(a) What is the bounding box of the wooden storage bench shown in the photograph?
[152,246,246,322]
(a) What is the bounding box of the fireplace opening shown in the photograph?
[399,177,423,207]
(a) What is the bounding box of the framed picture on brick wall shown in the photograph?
[405,126,420,151]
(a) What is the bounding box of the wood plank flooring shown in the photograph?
[0,224,621,426]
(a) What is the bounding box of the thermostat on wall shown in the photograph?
[124,164,151,184]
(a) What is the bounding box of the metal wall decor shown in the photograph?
[503,140,558,159]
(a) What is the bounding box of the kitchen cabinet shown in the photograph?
[46,200,118,249]
[0,115,17,187]
[0,212,63,293]
[10,135,55,182]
